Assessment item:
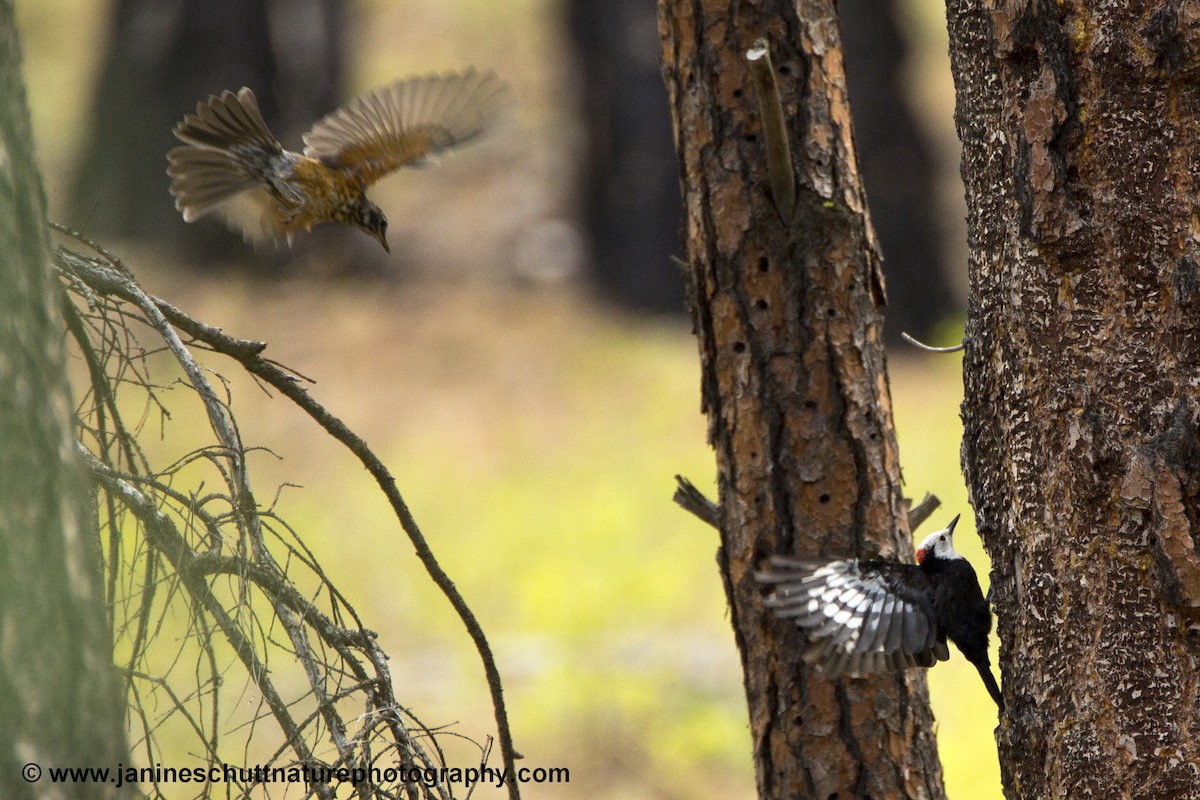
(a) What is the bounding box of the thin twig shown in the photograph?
[231,342,523,799]
[79,445,337,799]
[900,331,964,353]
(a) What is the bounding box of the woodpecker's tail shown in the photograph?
[976,662,1005,711]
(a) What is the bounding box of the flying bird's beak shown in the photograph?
[374,230,390,253]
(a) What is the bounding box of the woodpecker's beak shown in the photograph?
[947,514,960,533]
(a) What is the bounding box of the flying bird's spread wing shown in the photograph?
[302,69,514,186]
[757,557,949,678]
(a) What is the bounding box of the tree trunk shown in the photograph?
[658,2,945,797]
[0,7,132,798]
[838,0,955,344]
[950,1,1200,796]
[567,0,686,313]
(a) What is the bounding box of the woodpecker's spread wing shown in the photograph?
[301,69,514,186]
[757,557,950,678]
[167,88,290,240]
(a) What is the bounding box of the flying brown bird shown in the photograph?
[167,69,513,252]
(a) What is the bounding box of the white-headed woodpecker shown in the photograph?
[756,515,1004,711]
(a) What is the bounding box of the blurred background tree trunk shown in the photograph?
[567,0,958,326]
[67,0,363,272]
[0,7,132,798]
[658,1,946,797]
[567,0,684,312]
[838,0,954,344]
[950,1,1200,796]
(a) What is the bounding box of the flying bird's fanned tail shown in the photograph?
[167,87,289,240]
[171,87,281,153]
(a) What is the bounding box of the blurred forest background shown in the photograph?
[20,0,998,797]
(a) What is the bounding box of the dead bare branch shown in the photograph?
[53,225,512,800]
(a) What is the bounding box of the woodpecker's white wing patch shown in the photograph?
[757,557,947,678]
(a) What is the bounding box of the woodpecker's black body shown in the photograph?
[757,515,1004,711]
[918,536,1003,709]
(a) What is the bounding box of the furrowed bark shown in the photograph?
[658,2,946,797]
[949,1,1200,796]
[0,6,132,797]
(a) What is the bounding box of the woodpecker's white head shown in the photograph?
[915,514,964,565]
